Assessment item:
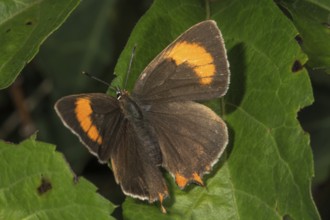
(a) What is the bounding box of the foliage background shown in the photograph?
[0,0,329,219]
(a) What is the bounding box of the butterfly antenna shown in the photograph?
[205,0,210,20]
[124,44,137,89]
[82,71,116,92]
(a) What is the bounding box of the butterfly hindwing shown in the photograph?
[145,101,228,188]
[133,20,229,103]
[55,93,122,162]
[110,119,168,202]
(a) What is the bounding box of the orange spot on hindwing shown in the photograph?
[75,98,102,144]
[166,41,215,85]
[158,192,167,213]
[175,173,188,189]
[192,172,204,186]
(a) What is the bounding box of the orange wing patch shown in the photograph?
[192,172,204,186]
[158,192,168,213]
[165,41,215,85]
[175,173,188,188]
[75,98,102,144]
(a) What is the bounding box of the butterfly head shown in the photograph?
[116,89,130,100]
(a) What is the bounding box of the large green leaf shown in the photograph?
[0,136,115,219]
[0,0,80,89]
[277,0,330,74]
[111,0,320,219]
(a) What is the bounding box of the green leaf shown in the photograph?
[0,136,115,219]
[0,0,80,89]
[277,0,330,74]
[112,0,320,219]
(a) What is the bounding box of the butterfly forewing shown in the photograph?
[133,20,230,103]
[55,93,122,162]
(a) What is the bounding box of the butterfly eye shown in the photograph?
[116,91,122,100]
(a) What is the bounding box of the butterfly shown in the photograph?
[55,20,230,213]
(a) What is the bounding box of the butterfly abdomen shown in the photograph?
[119,94,162,166]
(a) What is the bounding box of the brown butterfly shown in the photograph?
[55,20,230,213]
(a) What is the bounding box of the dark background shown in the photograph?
[0,0,328,219]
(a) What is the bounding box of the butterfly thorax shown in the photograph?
[117,90,144,120]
